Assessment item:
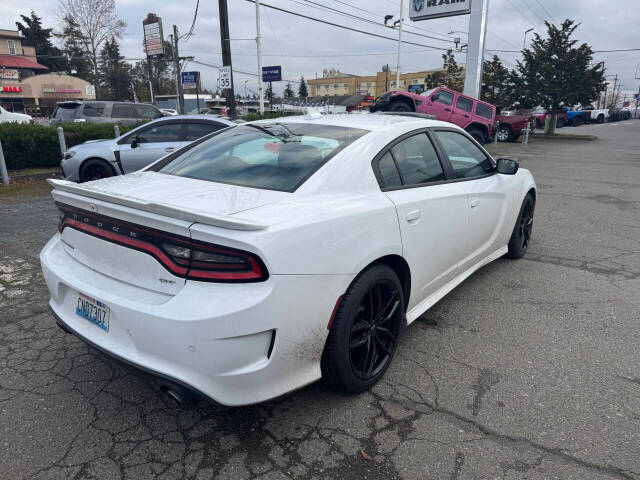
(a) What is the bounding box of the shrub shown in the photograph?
[0,122,143,170]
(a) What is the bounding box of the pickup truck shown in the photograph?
[566,106,590,126]
[370,86,496,144]
[580,105,609,124]
[495,111,536,142]
[532,106,568,129]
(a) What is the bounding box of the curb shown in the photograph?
[6,168,63,184]
[531,134,598,141]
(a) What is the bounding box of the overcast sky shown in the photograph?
[6,0,640,98]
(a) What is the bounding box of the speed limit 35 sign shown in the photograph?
[218,66,232,90]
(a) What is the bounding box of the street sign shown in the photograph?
[410,0,471,21]
[218,66,232,90]
[262,66,282,82]
[143,14,164,58]
[181,71,199,90]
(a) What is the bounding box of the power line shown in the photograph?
[519,0,546,25]
[182,48,444,58]
[242,0,450,51]
[529,0,558,24]
[190,59,302,84]
[180,0,200,42]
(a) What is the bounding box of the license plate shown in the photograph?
[75,293,110,332]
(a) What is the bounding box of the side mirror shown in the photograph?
[496,158,519,175]
[130,136,138,149]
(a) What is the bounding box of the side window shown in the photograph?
[434,131,494,179]
[475,103,493,119]
[111,104,135,118]
[82,103,105,117]
[136,123,184,143]
[184,123,224,141]
[434,90,454,106]
[456,96,473,113]
[378,152,402,188]
[389,133,444,186]
[135,104,162,119]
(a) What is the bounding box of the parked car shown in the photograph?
[581,105,609,124]
[42,113,536,406]
[531,106,568,129]
[0,105,32,123]
[495,111,535,142]
[51,100,164,126]
[370,87,496,144]
[565,106,590,126]
[60,115,235,182]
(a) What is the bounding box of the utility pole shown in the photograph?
[147,59,155,103]
[255,0,264,114]
[395,0,403,89]
[219,0,237,119]
[611,74,618,108]
[172,26,184,114]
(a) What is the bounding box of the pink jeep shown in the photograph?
[370,86,496,144]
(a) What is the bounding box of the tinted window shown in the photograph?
[390,134,444,186]
[434,90,454,106]
[456,96,473,112]
[475,103,493,119]
[111,104,135,118]
[136,123,184,143]
[154,123,368,192]
[135,104,162,119]
[434,131,494,179]
[378,152,402,188]
[52,104,80,121]
[184,123,224,141]
[82,103,105,117]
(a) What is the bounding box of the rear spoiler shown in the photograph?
[47,179,268,231]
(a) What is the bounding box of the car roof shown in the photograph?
[251,112,459,133]
[147,114,236,126]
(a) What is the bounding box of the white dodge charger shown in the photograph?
[40,113,536,406]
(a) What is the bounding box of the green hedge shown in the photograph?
[241,111,300,122]
[0,122,142,170]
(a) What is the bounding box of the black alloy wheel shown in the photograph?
[349,279,401,380]
[507,193,535,259]
[79,159,115,182]
[321,264,404,393]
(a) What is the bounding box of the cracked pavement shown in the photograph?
[1,120,639,479]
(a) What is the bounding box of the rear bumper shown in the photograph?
[41,234,352,406]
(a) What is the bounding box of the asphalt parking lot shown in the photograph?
[1,119,639,479]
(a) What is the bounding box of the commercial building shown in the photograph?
[0,29,95,115]
[307,66,457,98]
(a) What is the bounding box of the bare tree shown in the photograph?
[58,0,126,98]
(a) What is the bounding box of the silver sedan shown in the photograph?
[61,115,235,182]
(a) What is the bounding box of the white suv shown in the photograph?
[0,106,32,124]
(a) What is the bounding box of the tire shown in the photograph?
[321,264,405,393]
[389,101,411,112]
[467,128,486,144]
[597,114,605,124]
[572,116,584,127]
[506,193,535,259]
[556,118,565,128]
[496,125,512,142]
[79,158,116,183]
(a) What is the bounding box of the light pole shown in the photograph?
[523,28,534,50]
[395,0,404,90]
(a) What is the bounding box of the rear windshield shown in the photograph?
[154,123,369,192]
[53,104,80,121]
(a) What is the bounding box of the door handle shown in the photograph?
[164,147,175,152]
[463,114,470,118]
[444,108,451,112]
[470,199,480,209]
[405,210,421,223]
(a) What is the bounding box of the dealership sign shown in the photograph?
[410,0,471,21]
[181,71,199,90]
[262,66,282,82]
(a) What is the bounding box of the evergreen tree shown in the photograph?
[512,19,606,134]
[481,55,513,110]
[265,82,274,107]
[16,11,68,71]
[98,37,132,100]
[58,15,92,81]
[131,40,175,102]
[298,76,308,98]
[284,82,295,100]
[424,50,464,92]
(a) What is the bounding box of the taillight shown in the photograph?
[56,203,268,282]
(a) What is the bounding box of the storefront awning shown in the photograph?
[0,55,48,70]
